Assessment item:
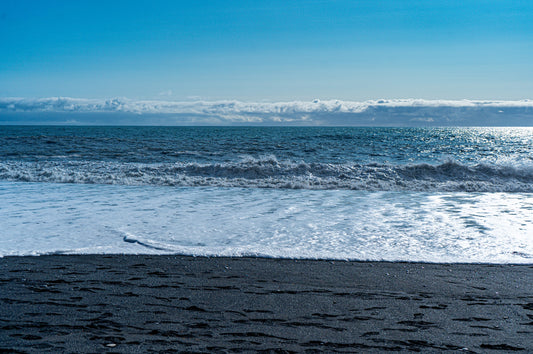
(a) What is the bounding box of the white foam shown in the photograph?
[1,158,532,192]
[1,181,531,263]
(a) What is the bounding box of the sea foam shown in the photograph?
[1,157,531,192]
[1,181,532,262]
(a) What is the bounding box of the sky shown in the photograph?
[2,0,533,100]
[0,1,532,125]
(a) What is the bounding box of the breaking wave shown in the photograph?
[0,156,532,192]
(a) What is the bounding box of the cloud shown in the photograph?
[1,97,532,126]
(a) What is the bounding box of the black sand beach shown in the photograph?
[1,255,532,353]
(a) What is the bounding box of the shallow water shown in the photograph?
[1,181,531,262]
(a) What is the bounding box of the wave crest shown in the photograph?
[0,157,531,192]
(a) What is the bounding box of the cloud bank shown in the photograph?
[1,97,532,126]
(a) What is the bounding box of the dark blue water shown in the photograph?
[1,126,532,191]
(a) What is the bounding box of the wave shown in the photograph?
[0,156,532,192]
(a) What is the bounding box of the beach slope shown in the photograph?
[1,255,532,352]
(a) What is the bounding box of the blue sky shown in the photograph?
[1,0,533,101]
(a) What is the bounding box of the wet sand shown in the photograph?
[0,255,532,353]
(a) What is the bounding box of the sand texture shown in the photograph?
[1,255,532,353]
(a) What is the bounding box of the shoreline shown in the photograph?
[1,254,532,352]
[3,252,533,265]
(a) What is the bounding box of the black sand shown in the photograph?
[0,255,532,353]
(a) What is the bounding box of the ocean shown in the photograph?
[1,126,532,262]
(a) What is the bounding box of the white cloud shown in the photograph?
[1,97,532,126]
[410,117,434,122]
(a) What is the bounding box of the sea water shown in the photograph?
[1,126,532,262]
